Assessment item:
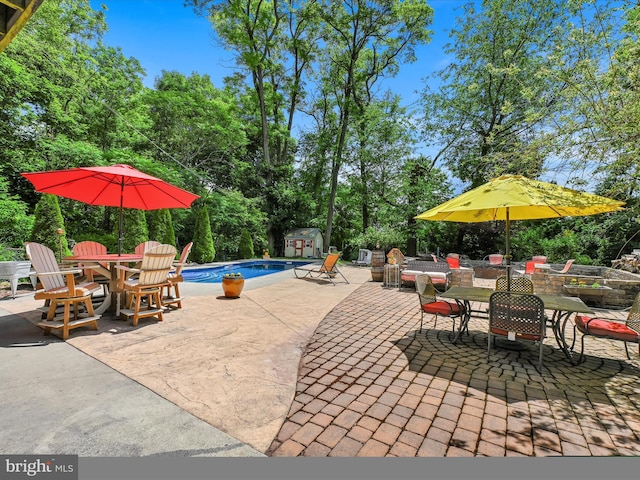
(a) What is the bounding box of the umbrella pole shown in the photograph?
[118,177,124,256]
[506,208,511,290]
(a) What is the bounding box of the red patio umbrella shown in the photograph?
[22,164,200,255]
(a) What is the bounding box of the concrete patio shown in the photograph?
[1,264,639,458]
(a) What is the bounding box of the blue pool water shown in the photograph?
[182,259,312,283]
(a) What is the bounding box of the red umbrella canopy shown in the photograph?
[21,164,199,210]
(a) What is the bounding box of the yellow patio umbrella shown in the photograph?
[415,175,625,286]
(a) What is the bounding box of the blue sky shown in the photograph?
[91,0,465,108]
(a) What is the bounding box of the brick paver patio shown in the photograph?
[268,282,640,457]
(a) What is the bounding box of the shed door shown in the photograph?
[294,239,304,257]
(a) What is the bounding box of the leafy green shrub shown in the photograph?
[350,226,406,252]
[238,228,255,259]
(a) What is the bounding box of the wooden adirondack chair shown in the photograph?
[25,242,101,340]
[72,240,110,291]
[162,242,193,309]
[134,240,161,255]
[116,244,177,326]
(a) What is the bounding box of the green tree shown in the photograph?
[419,0,581,188]
[0,176,34,251]
[119,209,148,254]
[147,209,177,247]
[144,71,248,189]
[192,205,216,263]
[238,228,255,258]
[313,0,433,249]
[29,194,71,258]
[190,0,319,252]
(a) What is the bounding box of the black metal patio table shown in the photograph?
[439,286,594,364]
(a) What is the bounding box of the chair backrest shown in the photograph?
[489,291,546,339]
[135,240,161,255]
[73,240,107,257]
[488,254,504,265]
[415,273,437,304]
[524,261,536,274]
[320,253,340,272]
[25,242,65,291]
[173,242,193,276]
[531,255,547,264]
[137,244,177,286]
[626,292,640,335]
[405,260,451,274]
[445,257,460,269]
[495,275,534,293]
[356,249,371,263]
[73,241,108,269]
[558,259,575,274]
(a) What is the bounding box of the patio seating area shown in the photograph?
[2,265,640,458]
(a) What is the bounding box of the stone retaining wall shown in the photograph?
[531,270,640,308]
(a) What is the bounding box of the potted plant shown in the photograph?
[222,272,245,298]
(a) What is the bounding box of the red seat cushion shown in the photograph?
[422,301,461,316]
[575,316,639,343]
[489,328,542,341]
[402,273,446,284]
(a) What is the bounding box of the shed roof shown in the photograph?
[284,228,323,239]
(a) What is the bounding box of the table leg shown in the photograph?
[450,299,471,344]
[552,310,580,365]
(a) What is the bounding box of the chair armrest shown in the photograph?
[115,264,142,289]
[36,269,83,276]
[115,265,140,274]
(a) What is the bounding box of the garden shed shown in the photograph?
[284,228,323,258]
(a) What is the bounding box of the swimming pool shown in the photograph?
[182,259,312,283]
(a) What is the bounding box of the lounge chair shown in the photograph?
[515,261,537,277]
[484,254,504,266]
[25,242,101,340]
[162,242,193,309]
[352,249,372,267]
[294,252,349,285]
[445,256,460,269]
[531,255,547,264]
[550,259,574,274]
[116,244,177,326]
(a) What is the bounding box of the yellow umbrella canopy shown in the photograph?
[414,175,625,284]
[415,175,625,223]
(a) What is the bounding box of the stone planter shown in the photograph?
[222,276,245,298]
[563,284,612,307]
[0,260,33,298]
